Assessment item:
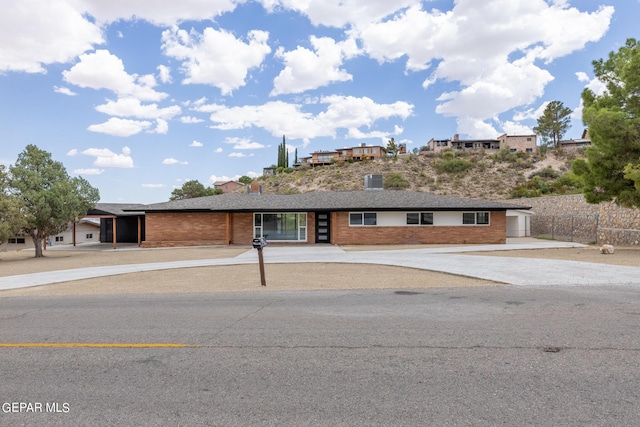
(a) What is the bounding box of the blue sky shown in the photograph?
[0,0,636,203]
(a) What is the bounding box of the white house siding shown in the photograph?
[360,211,485,227]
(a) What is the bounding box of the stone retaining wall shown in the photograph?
[512,194,640,246]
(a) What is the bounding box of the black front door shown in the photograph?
[315,212,331,243]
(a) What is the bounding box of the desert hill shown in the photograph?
[253,149,581,200]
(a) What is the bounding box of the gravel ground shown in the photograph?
[1,243,638,297]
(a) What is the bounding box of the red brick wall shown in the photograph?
[231,213,252,244]
[143,212,228,248]
[332,211,507,245]
[143,210,507,247]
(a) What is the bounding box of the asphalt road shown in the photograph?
[2,285,640,426]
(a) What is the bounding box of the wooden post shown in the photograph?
[72,221,77,246]
[137,216,142,247]
[226,213,231,245]
[257,248,266,287]
[112,217,117,250]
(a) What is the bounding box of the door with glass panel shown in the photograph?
[315,211,331,243]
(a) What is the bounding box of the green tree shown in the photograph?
[573,38,640,207]
[533,100,572,148]
[386,137,398,158]
[277,135,289,168]
[238,175,254,185]
[0,165,26,244]
[169,180,216,201]
[9,145,100,257]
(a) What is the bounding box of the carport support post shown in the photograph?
[257,248,266,287]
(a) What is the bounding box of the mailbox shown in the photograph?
[252,237,267,249]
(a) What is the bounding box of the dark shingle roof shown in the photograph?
[133,191,530,213]
[87,203,146,216]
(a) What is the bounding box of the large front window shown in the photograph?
[254,213,307,241]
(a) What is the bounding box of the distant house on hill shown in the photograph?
[298,143,389,168]
[426,134,537,153]
[213,180,243,193]
[559,129,591,150]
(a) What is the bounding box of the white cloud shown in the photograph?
[229,152,254,158]
[63,50,168,102]
[0,0,103,73]
[73,168,105,175]
[181,116,204,124]
[142,183,166,188]
[512,102,549,122]
[67,149,78,156]
[353,0,613,135]
[148,118,169,134]
[82,146,134,168]
[260,0,416,29]
[162,158,189,165]
[206,96,413,141]
[271,36,359,95]
[87,117,153,137]
[190,140,203,147]
[500,121,533,135]
[83,0,238,26]
[95,98,181,120]
[157,65,172,84]
[54,86,77,96]
[215,148,223,153]
[224,137,265,150]
[161,26,271,95]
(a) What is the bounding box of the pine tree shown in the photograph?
[533,101,572,148]
[573,38,640,207]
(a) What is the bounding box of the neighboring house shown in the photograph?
[497,134,537,153]
[298,144,388,167]
[427,134,536,153]
[559,129,591,150]
[85,203,146,246]
[263,167,276,176]
[1,235,33,251]
[130,191,530,248]
[49,218,100,246]
[1,219,100,251]
[213,180,243,193]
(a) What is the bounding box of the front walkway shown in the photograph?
[2,239,640,291]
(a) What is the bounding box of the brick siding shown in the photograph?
[143,210,507,247]
[332,211,506,245]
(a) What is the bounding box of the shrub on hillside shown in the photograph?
[384,173,410,189]
[435,158,474,174]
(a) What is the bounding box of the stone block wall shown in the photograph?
[513,194,640,246]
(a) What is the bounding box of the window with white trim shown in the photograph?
[406,212,433,225]
[463,212,490,225]
[254,213,307,241]
[349,212,377,226]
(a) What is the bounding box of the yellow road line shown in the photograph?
[0,343,197,348]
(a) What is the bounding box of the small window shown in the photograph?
[406,213,419,225]
[350,212,377,226]
[463,212,490,225]
[476,212,490,225]
[86,233,93,239]
[55,236,64,242]
[527,137,532,141]
[463,213,476,225]
[526,148,533,153]
[421,213,434,225]
[509,148,517,153]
